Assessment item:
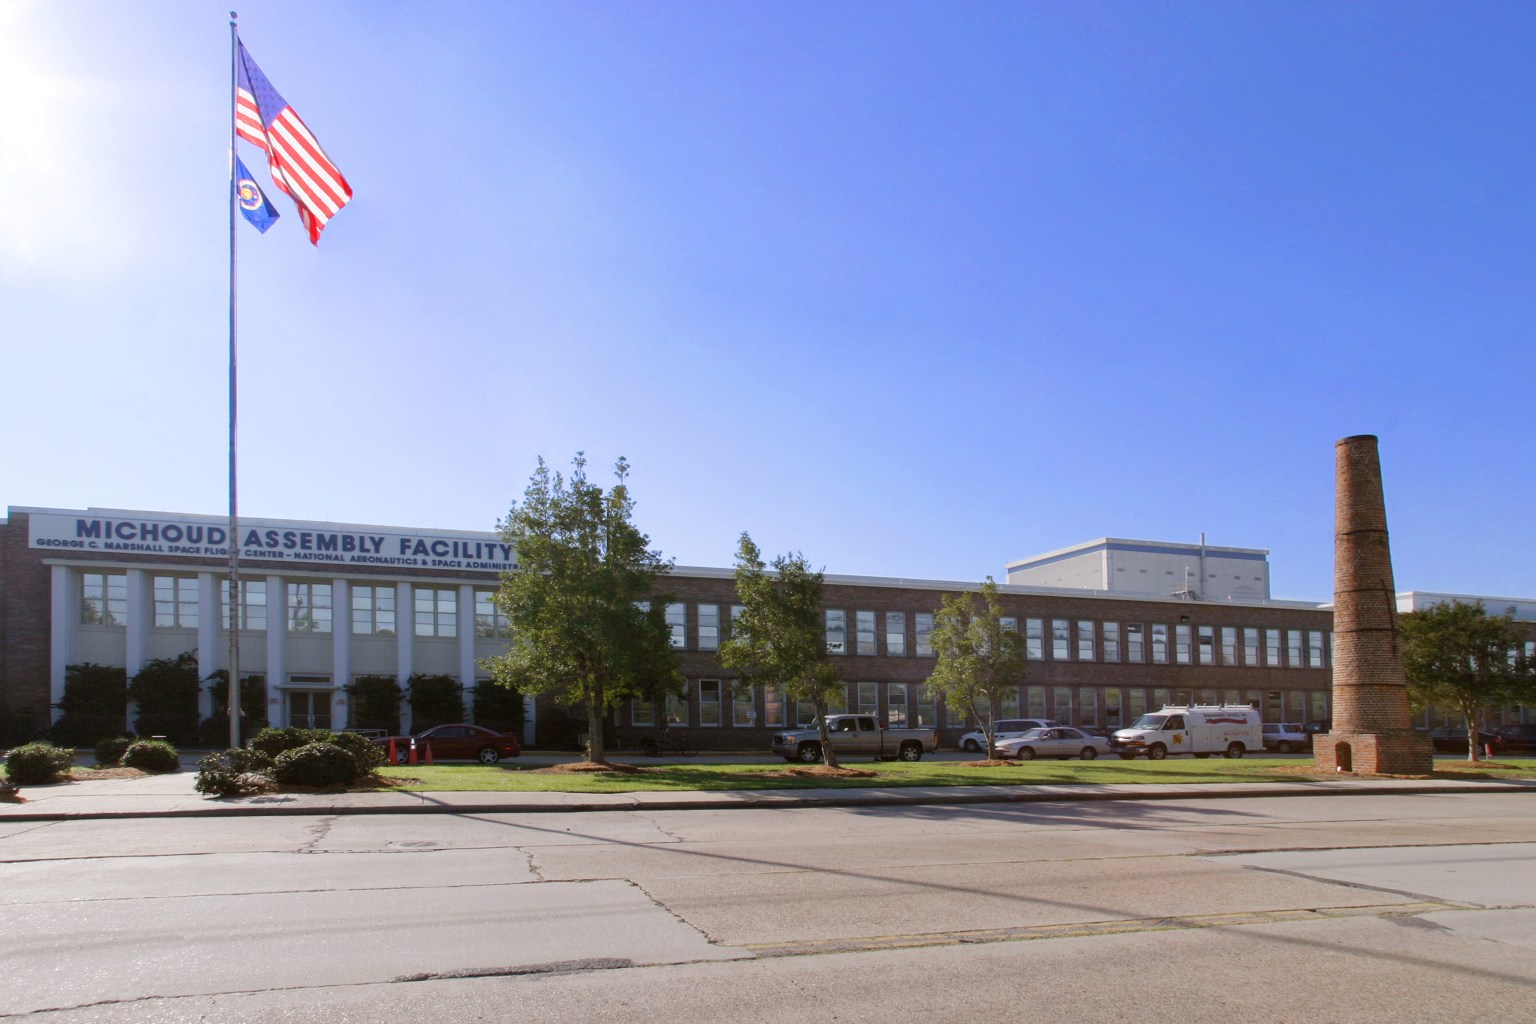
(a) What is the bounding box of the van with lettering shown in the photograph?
[1111,704,1262,760]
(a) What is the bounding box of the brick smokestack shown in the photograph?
[1313,435,1432,774]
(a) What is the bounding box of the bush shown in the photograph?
[407,673,464,731]
[271,742,359,787]
[248,726,333,759]
[327,730,386,776]
[94,736,135,766]
[5,742,77,784]
[51,663,128,745]
[122,739,180,773]
[344,675,402,733]
[194,748,274,797]
[128,653,201,745]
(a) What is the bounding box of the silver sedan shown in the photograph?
[995,727,1111,761]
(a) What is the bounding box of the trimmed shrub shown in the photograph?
[407,673,464,732]
[122,739,180,774]
[327,730,386,776]
[272,742,359,787]
[248,726,333,759]
[5,742,77,784]
[470,681,524,733]
[51,663,128,745]
[345,675,402,734]
[128,653,201,745]
[194,748,274,797]
[94,736,135,766]
[201,672,270,744]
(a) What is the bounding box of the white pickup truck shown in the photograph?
[771,714,939,763]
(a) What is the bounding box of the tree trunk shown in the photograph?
[586,679,607,765]
[814,693,841,769]
[1463,709,1481,763]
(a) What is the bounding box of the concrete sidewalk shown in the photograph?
[3,764,1534,821]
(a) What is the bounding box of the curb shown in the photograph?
[3,778,1533,822]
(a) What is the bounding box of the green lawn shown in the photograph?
[374,756,1536,793]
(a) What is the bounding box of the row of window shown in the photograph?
[81,574,512,640]
[628,681,1335,730]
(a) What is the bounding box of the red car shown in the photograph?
[378,724,521,764]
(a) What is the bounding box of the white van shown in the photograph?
[1112,705,1263,760]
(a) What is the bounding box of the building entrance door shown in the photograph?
[287,690,333,730]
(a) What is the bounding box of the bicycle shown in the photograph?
[640,727,699,757]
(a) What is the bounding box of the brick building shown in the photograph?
[2,504,1355,749]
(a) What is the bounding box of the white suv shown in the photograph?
[1262,722,1308,753]
[958,718,1062,753]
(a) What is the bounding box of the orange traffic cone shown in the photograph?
[407,740,418,766]
[386,738,397,764]
[423,742,434,765]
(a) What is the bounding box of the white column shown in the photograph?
[458,584,476,722]
[266,575,285,726]
[49,566,76,724]
[196,572,219,721]
[396,581,414,733]
[124,569,150,732]
[332,578,351,731]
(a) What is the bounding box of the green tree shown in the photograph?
[926,578,1028,759]
[484,454,680,765]
[127,651,201,744]
[718,533,845,769]
[1401,600,1535,762]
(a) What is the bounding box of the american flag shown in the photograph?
[236,42,352,245]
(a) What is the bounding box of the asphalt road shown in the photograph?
[2,792,1533,1021]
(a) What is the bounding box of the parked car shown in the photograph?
[995,727,1111,761]
[1429,727,1504,754]
[375,724,521,764]
[1262,723,1309,754]
[1495,724,1536,754]
[958,719,1062,753]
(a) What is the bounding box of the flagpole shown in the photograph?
[228,10,243,749]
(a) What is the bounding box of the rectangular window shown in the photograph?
[1077,620,1095,661]
[1026,618,1044,659]
[152,576,197,628]
[1026,685,1046,717]
[698,680,721,726]
[1052,686,1072,724]
[1244,627,1260,666]
[999,687,1020,718]
[697,604,720,651]
[81,572,128,626]
[286,582,333,633]
[797,700,817,727]
[414,588,457,638]
[1151,624,1169,664]
[1198,625,1215,665]
[1175,624,1192,664]
[826,609,847,654]
[1266,628,1282,667]
[886,684,908,726]
[1220,627,1236,665]
[632,698,655,727]
[915,613,934,657]
[856,681,878,715]
[1128,688,1147,720]
[764,683,785,727]
[913,685,937,727]
[1127,623,1144,663]
[474,591,509,637]
[885,611,906,656]
[666,683,689,726]
[221,579,267,631]
[732,684,754,726]
[665,603,687,649]
[1104,687,1123,727]
[1244,689,1262,710]
[1000,615,1018,633]
[1078,688,1098,726]
[1287,629,1304,668]
[730,604,746,634]
[855,610,877,655]
[1052,619,1070,660]
[352,585,395,636]
[1265,691,1282,722]
[1153,688,1172,709]
[1103,622,1121,663]
[1308,631,1325,669]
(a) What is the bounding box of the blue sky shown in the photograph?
[4,1,1534,602]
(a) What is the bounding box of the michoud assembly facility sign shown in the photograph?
[25,508,516,573]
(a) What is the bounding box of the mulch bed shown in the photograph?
[68,767,152,781]
[762,765,879,779]
[533,760,648,775]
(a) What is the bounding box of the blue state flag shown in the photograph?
[233,156,280,233]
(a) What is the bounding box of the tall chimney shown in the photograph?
[1313,435,1432,774]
